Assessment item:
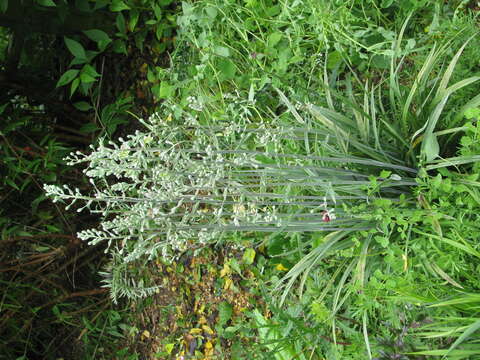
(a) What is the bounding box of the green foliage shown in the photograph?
[29,0,480,358]
[49,0,177,98]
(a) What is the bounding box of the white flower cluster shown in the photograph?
[186,95,204,112]
[45,106,392,300]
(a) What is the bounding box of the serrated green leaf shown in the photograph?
[56,69,79,87]
[64,37,86,59]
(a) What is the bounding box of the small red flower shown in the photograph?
[322,210,331,222]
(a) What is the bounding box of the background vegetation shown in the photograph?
[2,0,480,359]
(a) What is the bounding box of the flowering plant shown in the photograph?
[44,106,411,301]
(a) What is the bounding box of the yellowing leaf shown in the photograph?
[275,263,289,271]
[189,327,203,334]
[165,343,175,354]
[242,248,256,265]
[220,263,231,278]
[141,329,150,339]
[223,277,233,290]
[204,340,214,356]
[402,254,408,272]
[202,325,214,335]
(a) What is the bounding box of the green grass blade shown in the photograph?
[443,319,480,358]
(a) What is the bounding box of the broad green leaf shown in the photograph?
[110,0,130,11]
[164,344,174,354]
[112,39,127,54]
[242,248,256,265]
[83,29,111,43]
[218,58,236,80]
[205,6,217,18]
[153,4,162,20]
[64,37,86,59]
[73,101,92,111]
[81,64,100,78]
[97,39,111,52]
[56,69,79,87]
[423,132,439,162]
[70,78,80,97]
[214,46,230,57]
[159,81,173,98]
[129,9,140,31]
[80,72,97,83]
[116,13,126,34]
[218,302,233,327]
[327,50,342,70]
[465,107,480,120]
[267,32,282,48]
